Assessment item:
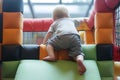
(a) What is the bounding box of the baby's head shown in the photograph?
[53,5,70,21]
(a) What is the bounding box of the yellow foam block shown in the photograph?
[95,13,113,29]
[3,29,23,45]
[114,62,120,79]
[3,12,23,29]
[39,44,70,60]
[79,31,85,44]
[95,29,113,44]
[84,30,95,44]
[76,21,90,31]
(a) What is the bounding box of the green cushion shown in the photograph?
[2,61,20,78]
[97,61,114,77]
[81,44,97,60]
[101,77,113,80]
[15,60,101,80]
[2,78,14,80]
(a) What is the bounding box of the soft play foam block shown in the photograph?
[3,12,23,29]
[21,45,39,59]
[114,62,120,76]
[15,60,101,80]
[2,45,20,61]
[95,13,113,29]
[23,18,53,32]
[95,29,113,44]
[23,19,33,32]
[96,44,113,61]
[3,0,23,13]
[84,30,95,44]
[79,31,85,44]
[3,29,23,45]
[0,0,2,13]
[76,21,90,31]
[39,44,70,60]
[2,61,20,78]
[113,46,120,61]
[0,14,3,43]
[33,18,53,32]
[94,0,114,12]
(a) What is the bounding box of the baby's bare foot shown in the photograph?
[77,59,86,75]
[43,56,56,62]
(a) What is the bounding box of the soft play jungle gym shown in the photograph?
[0,0,120,80]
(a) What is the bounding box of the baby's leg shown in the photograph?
[43,44,56,61]
[76,55,86,75]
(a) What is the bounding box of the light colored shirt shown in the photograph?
[48,18,79,36]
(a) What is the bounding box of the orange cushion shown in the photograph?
[3,29,23,45]
[39,44,70,60]
[84,30,95,44]
[95,13,113,29]
[95,29,113,44]
[39,44,58,60]
[3,12,23,29]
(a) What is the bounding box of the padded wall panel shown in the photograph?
[95,29,113,44]
[96,44,113,61]
[0,0,2,13]
[21,45,39,59]
[3,0,23,13]
[2,45,20,61]
[3,29,23,45]
[3,12,23,29]
[84,30,95,44]
[0,14,3,43]
[95,13,113,29]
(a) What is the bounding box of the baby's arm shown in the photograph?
[43,32,53,44]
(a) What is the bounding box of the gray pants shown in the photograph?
[47,34,84,58]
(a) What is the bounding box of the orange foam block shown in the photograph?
[39,44,58,60]
[95,29,113,44]
[95,13,114,29]
[3,12,23,29]
[39,44,70,60]
[84,30,95,44]
[3,29,23,45]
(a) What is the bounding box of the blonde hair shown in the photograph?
[53,5,70,19]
